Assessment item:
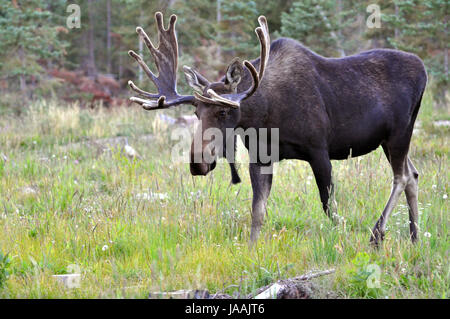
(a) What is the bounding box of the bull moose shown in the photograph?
[128,12,427,246]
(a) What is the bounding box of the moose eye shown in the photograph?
[217,110,227,118]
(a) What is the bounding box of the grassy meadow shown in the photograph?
[0,90,448,298]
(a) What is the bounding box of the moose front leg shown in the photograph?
[309,151,337,222]
[249,163,273,243]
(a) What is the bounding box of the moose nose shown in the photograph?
[190,161,216,176]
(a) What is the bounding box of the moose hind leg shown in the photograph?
[371,150,408,246]
[249,163,273,243]
[405,157,419,243]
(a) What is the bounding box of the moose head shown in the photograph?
[127,12,269,178]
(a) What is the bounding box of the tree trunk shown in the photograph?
[318,8,345,57]
[86,0,97,76]
[106,0,112,74]
[18,46,27,95]
[394,2,399,40]
[217,0,222,60]
[118,48,123,82]
[444,46,448,79]
[138,10,144,83]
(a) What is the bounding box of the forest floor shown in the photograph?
[0,91,448,298]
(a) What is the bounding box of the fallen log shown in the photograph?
[148,269,335,299]
[249,269,336,299]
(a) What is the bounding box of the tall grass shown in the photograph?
[0,92,448,298]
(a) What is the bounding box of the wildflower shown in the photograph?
[102,245,109,251]
[423,232,431,238]
[443,194,447,199]
[432,184,437,189]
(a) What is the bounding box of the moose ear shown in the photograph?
[225,58,243,91]
[183,66,210,94]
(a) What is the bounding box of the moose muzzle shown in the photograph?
[189,159,217,176]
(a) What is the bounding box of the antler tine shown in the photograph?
[256,16,270,80]
[241,15,270,100]
[204,15,270,107]
[128,50,157,84]
[128,12,194,109]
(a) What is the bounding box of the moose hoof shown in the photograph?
[410,233,419,244]
[369,228,385,248]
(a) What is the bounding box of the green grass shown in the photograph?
[0,91,448,298]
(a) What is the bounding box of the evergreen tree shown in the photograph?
[278,0,344,57]
[0,0,68,93]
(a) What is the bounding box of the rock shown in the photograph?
[433,120,450,127]
[135,191,169,201]
[52,274,81,289]
[149,289,210,299]
[158,114,177,125]
[22,186,37,196]
[176,115,198,126]
[124,144,139,158]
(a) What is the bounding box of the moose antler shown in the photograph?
[241,15,270,99]
[128,12,195,110]
[196,16,270,108]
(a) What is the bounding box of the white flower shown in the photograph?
[423,232,431,238]
[432,184,437,189]
[102,245,109,251]
[443,194,448,199]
